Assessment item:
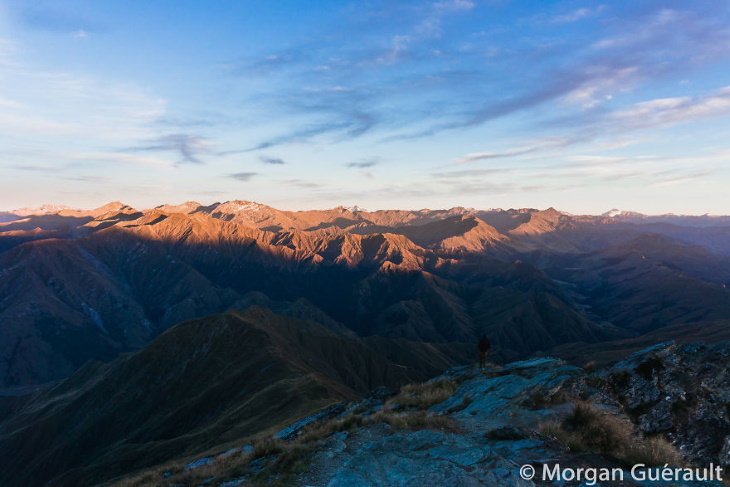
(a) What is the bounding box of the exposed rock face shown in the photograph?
[295,345,730,486]
[303,358,581,486]
[601,341,730,465]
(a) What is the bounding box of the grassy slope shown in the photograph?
[0,307,463,487]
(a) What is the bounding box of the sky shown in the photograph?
[1,0,730,214]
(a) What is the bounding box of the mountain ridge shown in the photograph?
[1,201,730,390]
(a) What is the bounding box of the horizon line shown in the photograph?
[2,200,729,219]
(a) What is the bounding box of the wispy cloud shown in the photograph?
[230,111,377,153]
[549,7,602,24]
[65,175,108,183]
[388,4,730,141]
[124,134,210,164]
[0,41,172,194]
[432,167,515,179]
[451,135,588,165]
[447,82,730,169]
[282,179,324,189]
[259,155,286,165]
[225,0,482,151]
[9,164,62,172]
[227,50,307,76]
[454,148,537,165]
[649,170,715,187]
[346,157,380,168]
[229,172,258,181]
[560,66,638,108]
[372,0,475,65]
[609,86,730,130]
[0,50,165,144]
[153,115,220,129]
[68,152,174,167]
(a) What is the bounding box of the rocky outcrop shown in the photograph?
[600,341,730,466]
[302,358,581,486]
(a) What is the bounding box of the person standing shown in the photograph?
[478,334,491,368]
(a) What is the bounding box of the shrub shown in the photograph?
[538,401,683,468]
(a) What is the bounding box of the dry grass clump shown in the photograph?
[539,401,684,468]
[520,383,572,410]
[387,378,458,410]
[251,437,284,459]
[108,445,255,487]
[251,443,313,486]
[108,437,289,487]
[297,413,365,443]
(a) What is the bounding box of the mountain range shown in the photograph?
[2,201,730,390]
[2,201,730,485]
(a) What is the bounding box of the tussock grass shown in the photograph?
[297,413,365,443]
[539,401,684,468]
[387,378,458,410]
[107,447,251,487]
[299,408,460,441]
[110,438,307,487]
[251,437,284,459]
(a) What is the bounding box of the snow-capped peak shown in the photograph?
[12,204,74,216]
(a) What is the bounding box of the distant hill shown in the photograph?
[0,307,468,487]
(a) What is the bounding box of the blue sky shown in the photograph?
[1,0,730,214]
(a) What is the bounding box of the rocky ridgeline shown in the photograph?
[158,341,730,486]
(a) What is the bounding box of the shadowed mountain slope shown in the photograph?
[0,208,623,388]
[543,234,730,332]
[547,318,730,367]
[0,307,466,487]
[2,202,730,390]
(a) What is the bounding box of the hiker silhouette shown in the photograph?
[478,334,491,368]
